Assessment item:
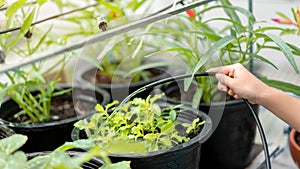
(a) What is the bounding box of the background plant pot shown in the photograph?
[0,84,110,153]
[0,124,15,139]
[289,128,300,168]
[71,103,212,169]
[159,81,258,169]
[76,65,170,101]
[26,151,104,169]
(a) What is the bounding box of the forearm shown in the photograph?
[258,86,300,131]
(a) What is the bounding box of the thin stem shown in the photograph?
[0,3,98,35]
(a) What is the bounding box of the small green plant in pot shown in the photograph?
[72,93,212,169]
[0,0,115,153]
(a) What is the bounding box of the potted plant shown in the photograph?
[0,0,119,153]
[0,134,131,169]
[144,0,300,168]
[75,31,172,102]
[69,0,173,102]
[71,93,212,169]
[0,67,110,152]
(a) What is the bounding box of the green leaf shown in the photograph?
[57,139,96,152]
[0,0,5,7]
[31,70,46,83]
[26,155,50,169]
[31,25,53,54]
[8,32,23,50]
[6,151,27,169]
[260,77,300,96]
[24,80,39,89]
[249,53,278,70]
[161,121,174,133]
[186,35,236,91]
[123,61,173,78]
[5,0,27,17]
[52,89,71,97]
[36,0,47,6]
[192,87,203,109]
[287,43,300,56]
[8,7,36,49]
[169,110,176,121]
[100,161,131,169]
[220,0,241,32]
[265,34,299,73]
[0,134,27,155]
[275,11,291,20]
[20,7,35,33]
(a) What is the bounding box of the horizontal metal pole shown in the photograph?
[0,0,215,74]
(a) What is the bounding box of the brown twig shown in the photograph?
[0,3,98,35]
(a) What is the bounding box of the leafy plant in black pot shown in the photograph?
[145,0,300,168]
[0,64,110,153]
[72,93,212,169]
[0,0,117,153]
[0,134,131,169]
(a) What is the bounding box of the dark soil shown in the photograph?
[5,94,95,124]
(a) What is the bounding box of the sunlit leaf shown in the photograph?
[5,0,27,17]
[265,34,299,73]
[0,134,27,155]
[100,161,131,169]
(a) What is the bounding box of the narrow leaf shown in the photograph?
[275,11,291,20]
[265,34,299,73]
[260,77,300,96]
[123,61,174,78]
[186,35,235,91]
[5,0,27,17]
[36,0,47,6]
[20,8,36,33]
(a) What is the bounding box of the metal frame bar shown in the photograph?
[0,0,215,74]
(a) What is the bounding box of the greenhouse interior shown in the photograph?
[0,0,300,169]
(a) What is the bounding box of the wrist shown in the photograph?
[256,85,278,106]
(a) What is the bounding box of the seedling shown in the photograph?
[74,94,206,153]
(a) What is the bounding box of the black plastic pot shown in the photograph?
[26,151,104,169]
[0,124,15,139]
[71,103,212,169]
[75,65,170,101]
[160,82,259,169]
[0,84,110,153]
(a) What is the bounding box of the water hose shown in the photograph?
[142,72,271,169]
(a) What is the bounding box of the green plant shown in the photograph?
[0,0,153,123]
[0,134,131,169]
[145,0,300,107]
[74,93,206,153]
[0,0,74,123]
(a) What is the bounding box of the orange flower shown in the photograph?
[186,9,195,18]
